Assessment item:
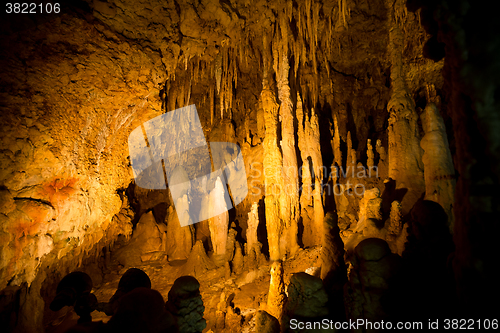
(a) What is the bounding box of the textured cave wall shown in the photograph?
[0,5,165,330]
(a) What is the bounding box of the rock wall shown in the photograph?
[0,7,165,329]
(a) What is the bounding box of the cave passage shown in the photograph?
[1,0,499,332]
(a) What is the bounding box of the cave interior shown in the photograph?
[1,0,499,332]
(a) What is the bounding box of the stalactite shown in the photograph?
[215,52,222,94]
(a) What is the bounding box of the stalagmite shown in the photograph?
[267,261,286,322]
[386,0,425,212]
[320,212,345,280]
[262,32,285,261]
[420,98,456,232]
[376,139,388,179]
[297,94,325,246]
[386,200,406,255]
[332,115,343,171]
[297,95,313,209]
[274,14,300,257]
[208,177,229,263]
[346,131,356,180]
[388,200,402,236]
[367,139,374,170]
[345,188,384,254]
[246,202,259,255]
[165,205,194,261]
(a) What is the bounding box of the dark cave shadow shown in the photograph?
[256,196,269,258]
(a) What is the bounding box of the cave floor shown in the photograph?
[45,246,322,332]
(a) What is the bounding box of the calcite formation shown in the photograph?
[420,100,456,232]
[165,206,195,261]
[0,0,494,330]
[320,212,346,281]
[208,177,230,261]
[386,0,425,213]
[254,310,281,333]
[266,261,286,322]
[246,202,259,255]
[297,94,325,247]
[274,16,300,258]
[261,34,286,262]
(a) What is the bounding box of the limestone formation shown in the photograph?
[246,202,259,255]
[274,16,300,258]
[356,188,383,228]
[232,242,245,276]
[367,139,375,171]
[254,310,280,333]
[332,115,343,173]
[376,139,388,179]
[225,224,238,263]
[320,212,346,281]
[297,93,325,247]
[420,101,456,232]
[166,276,206,333]
[347,131,356,180]
[208,177,229,261]
[262,33,285,262]
[267,261,286,322]
[386,200,407,255]
[180,240,216,278]
[386,1,425,213]
[0,0,485,331]
[344,188,385,255]
[114,211,166,266]
[165,206,194,261]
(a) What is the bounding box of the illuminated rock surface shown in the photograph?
[0,0,498,331]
